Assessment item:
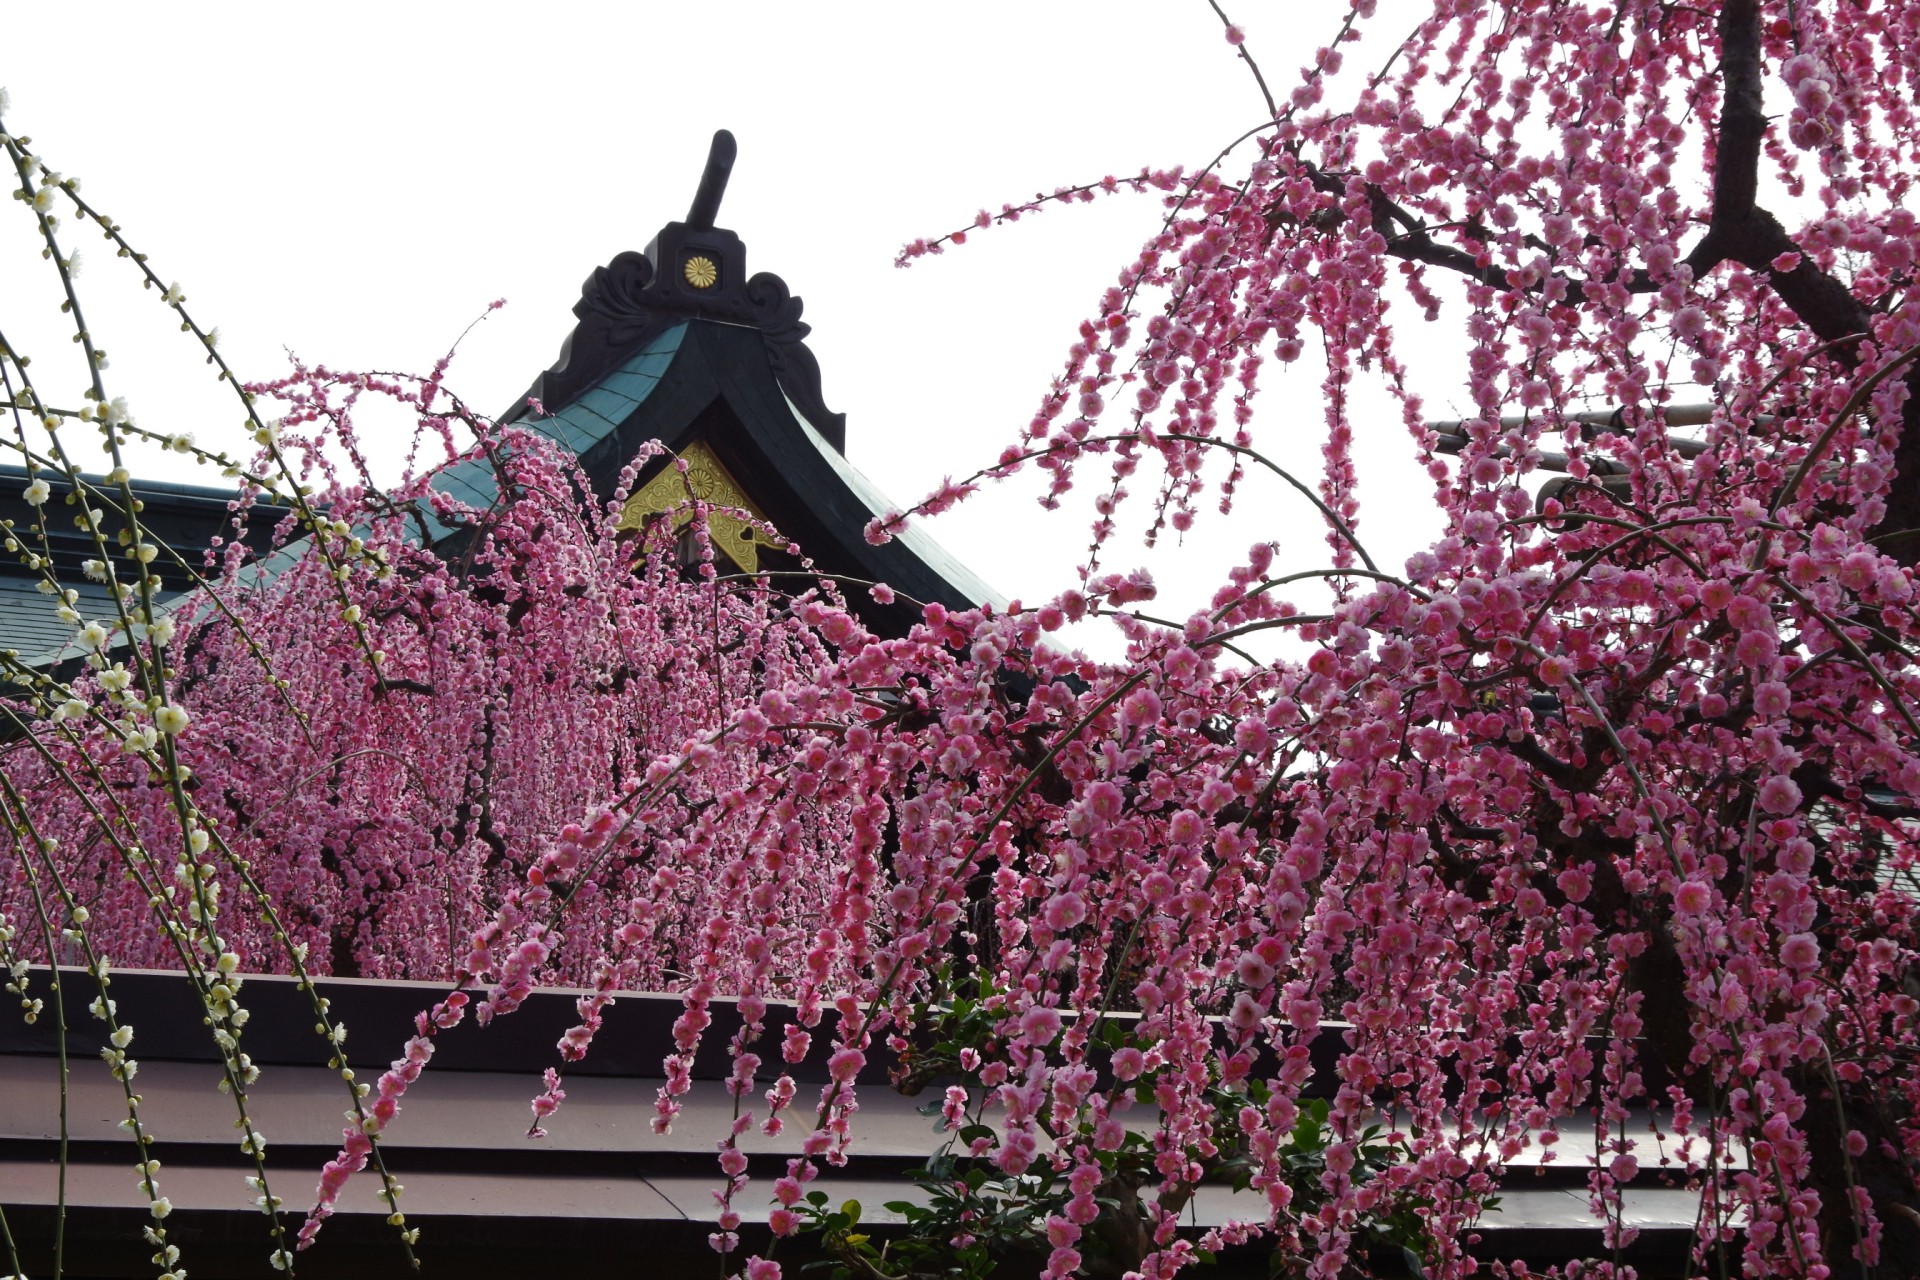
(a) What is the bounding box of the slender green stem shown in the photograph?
[15,850,70,1280]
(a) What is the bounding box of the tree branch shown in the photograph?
[1685,0,1876,354]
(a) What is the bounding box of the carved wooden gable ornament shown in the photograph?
[615,439,785,573]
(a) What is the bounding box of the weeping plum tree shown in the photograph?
[5,1,1920,1277]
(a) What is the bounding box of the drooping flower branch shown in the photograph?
[6,2,1920,1275]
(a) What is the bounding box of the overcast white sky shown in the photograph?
[2,2,1454,639]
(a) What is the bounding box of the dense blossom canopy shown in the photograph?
[5,2,1920,1278]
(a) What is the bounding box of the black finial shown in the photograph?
[511,127,843,449]
[686,130,736,231]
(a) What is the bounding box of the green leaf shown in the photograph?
[840,1199,862,1223]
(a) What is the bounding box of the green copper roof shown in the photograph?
[531,324,687,455]
[412,324,687,542]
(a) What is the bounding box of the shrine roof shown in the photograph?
[448,130,999,629]
[0,131,998,672]
[0,464,277,669]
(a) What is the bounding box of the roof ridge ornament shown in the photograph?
[510,130,846,452]
[685,129,735,231]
